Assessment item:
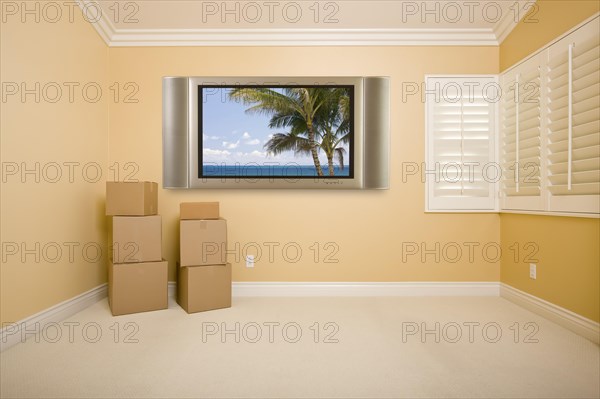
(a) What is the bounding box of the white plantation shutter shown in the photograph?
[546,20,600,214]
[426,76,497,211]
[500,54,545,211]
[498,16,599,216]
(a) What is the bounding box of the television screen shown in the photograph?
[199,85,354,179]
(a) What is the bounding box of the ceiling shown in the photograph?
[82,0,531,46]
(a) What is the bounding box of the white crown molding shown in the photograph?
[78,0,513,47]
[494,0,529,44]
[105,28,500,47]
[77,0,113,44]
[500,283,600,345]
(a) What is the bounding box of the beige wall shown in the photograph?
[500,0,599,71]
[0,10,109,324]
[3,0,598,325]
[499,1,600,322]
[500,214,600,322]
[108,46,500,284]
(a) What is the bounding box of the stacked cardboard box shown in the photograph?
[178,202,232,313]
[106,182,168,316]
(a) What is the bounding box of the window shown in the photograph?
[500,53,545,211]
[500,17,599,216]
[545,21,600,214]
[425,17,599,216]
[425,76,498,212]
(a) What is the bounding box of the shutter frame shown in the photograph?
[546,19,600,214]
[425,76,498,212]
[500,53,545,211]
[499,15,600,216]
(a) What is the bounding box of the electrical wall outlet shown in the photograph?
[246,255,255,268]
[529,263,537,280]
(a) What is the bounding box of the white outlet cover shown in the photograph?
[246,255,255,268]
[529,263,536,279]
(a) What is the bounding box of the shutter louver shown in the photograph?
[426,77,497,211]
[547,24,600,214]
[500,55,544,210]
[496,16,600,215]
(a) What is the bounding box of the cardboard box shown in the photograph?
[180,219,227,266]
[112,216,162,263]
[106,182,158,216]
[180,202,220,220]
[177,263,232,313]
[108,260,168,316]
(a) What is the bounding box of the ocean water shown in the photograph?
[202,164,350,177]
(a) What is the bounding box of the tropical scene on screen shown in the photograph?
[202,86,351,177]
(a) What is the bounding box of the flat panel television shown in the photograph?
[163,76,389,189]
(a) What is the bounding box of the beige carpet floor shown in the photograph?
[1,296,598,398]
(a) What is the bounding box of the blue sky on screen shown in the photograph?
[202,87,346,166]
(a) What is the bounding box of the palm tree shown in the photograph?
[313,88,351,176]
[229,87,350,176]
[229,87,326,176]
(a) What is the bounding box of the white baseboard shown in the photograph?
[0,284,108,352]
[4,281,596,352]
[3,281,495,352]
[230,281,500,297]
[168,281,177,298]
[500,283,600,345]
[166,282,500,298]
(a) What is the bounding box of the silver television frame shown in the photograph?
[163,76,389,189]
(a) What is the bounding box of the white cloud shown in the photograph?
[240,132,260,146]
[204,148,231,156]
[203,135,220,141]
[203,148,332,166]
[222,140,240,149]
